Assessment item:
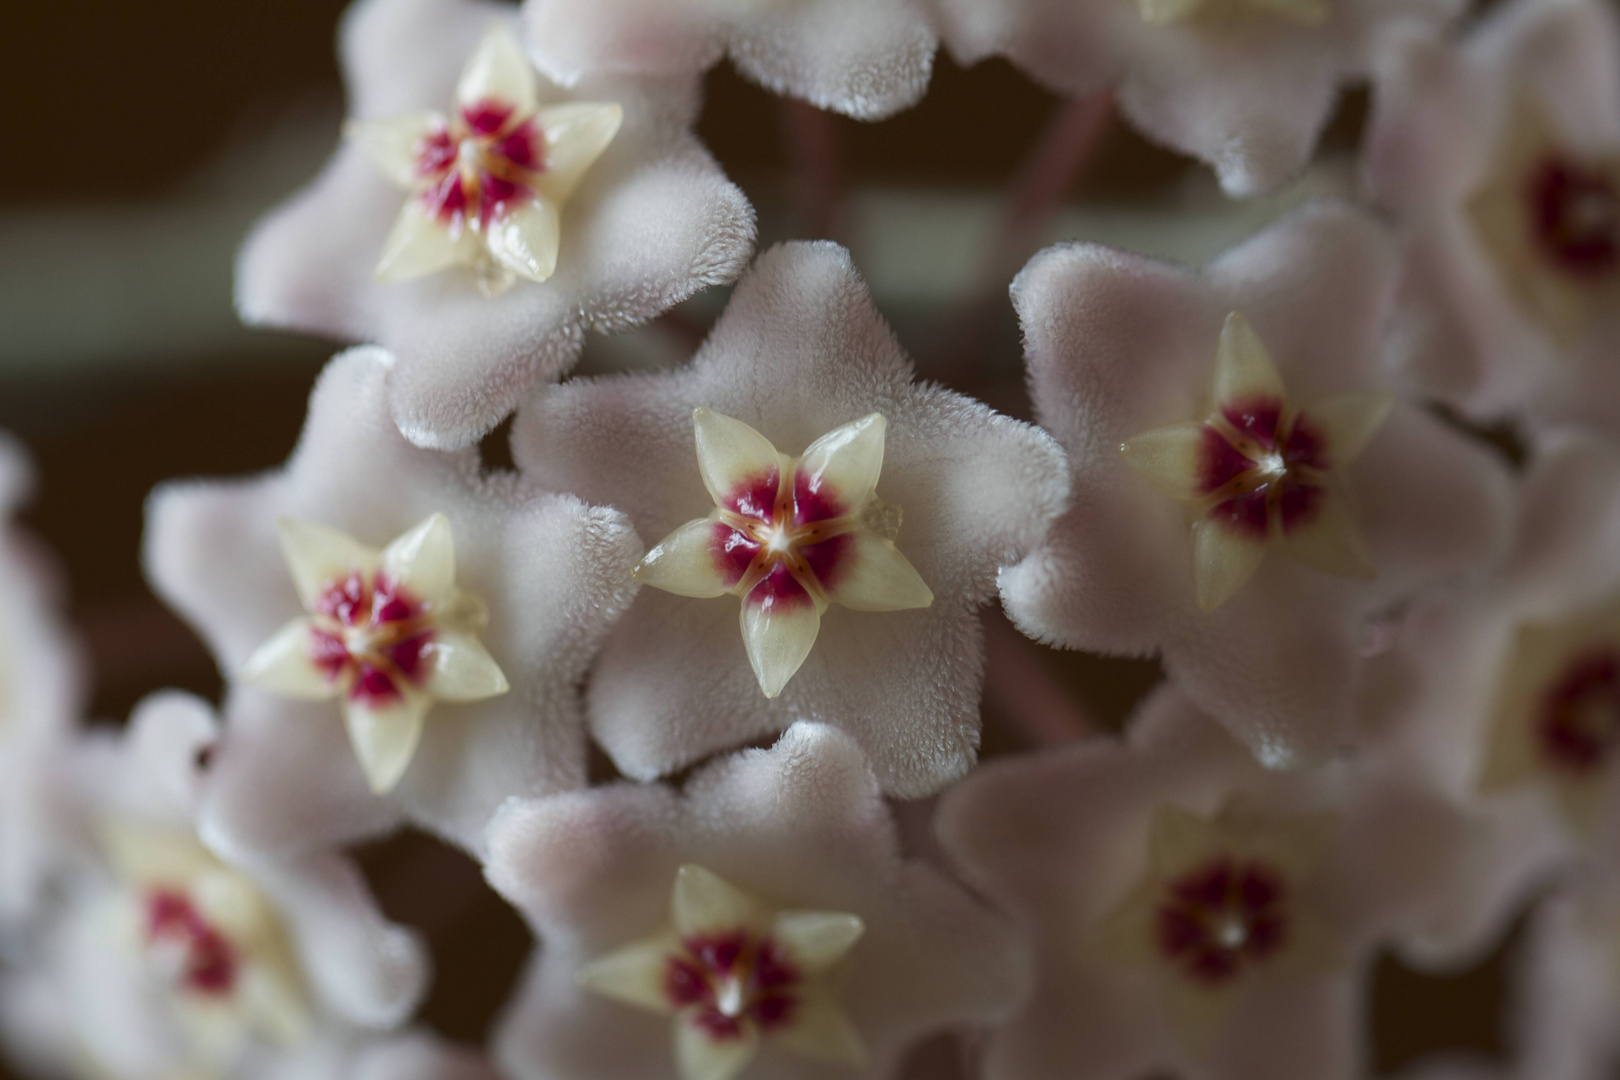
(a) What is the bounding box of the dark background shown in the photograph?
[0,2,1502,1074]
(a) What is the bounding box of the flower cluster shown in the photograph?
[5,0,1620,1076]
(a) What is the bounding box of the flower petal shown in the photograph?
[796,413,886,514]
[771,910,864,973]
[636,516,733,598]
[1282,487,1376,580]
[675,1020,758,1080]
[1191,516,1267,613]
[239,618,338,700]
[673,864,763,938]
[1305,392,1393,466]
[739,593,821,698]
[455,22,538,116]
[1212,310,1286,408]
[825,532,933,612]
[773,985,868,1066]
[578,934,679,1015]
[1120,421,1209,500]
[533,102,625,205]
[341,688,433,795]
[692,408,782,513]
[276,517,374,611]
[426,629,509,702]
[380,512,456,602]
[486,199,561,284]
[374,200,478,283]
[344,112,442,188]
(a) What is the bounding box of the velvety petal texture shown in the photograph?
[513,241,1071,797]
[485,721,1032,1080]
[1354,429,1620,966]
[1363,0,1620,430]
[523,0,938,120]
[0,692,432,1080]
[1000,201,1514,767]
[237,0,757,450]
[937,0,1460,195]
[935,686,1476,1080]
[144,347,641,857]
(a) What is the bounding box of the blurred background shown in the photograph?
[0,2,1505,1074]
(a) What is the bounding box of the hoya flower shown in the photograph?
[1362,0,1620,428]
[522,0,937,120]
[237,0,756,450]
[935,0,1459,196]
[145,346,640,857]
[1354,429,1620,963]
[513,241,1070,796]
[0,432,85,924]
[0,692,430,1080]
[484,721,1032,1080]
[1000,202,1513,767]
[935,686,1474,1080]
[635,408,933,698]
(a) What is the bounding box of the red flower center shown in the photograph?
[308,570,434,705]
[144,889,237,998]
[709,465,858,613]
[414,98,547,231]
[1536,649,1620,775]
[1155,857,1289,985]
[1197,395,1330,540]
[664,930,801,1041]
[1524,154,1620,280]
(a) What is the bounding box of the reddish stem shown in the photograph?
[778,97,846,243]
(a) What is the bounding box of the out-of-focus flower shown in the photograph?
[145,347,641,857]
[485,721,1032,1080]
[936,0,1460,195]
[935,686,1475,1080]
[522,0,937,120]
[0,433,84,925]
[0,692,432,1080]
[237,0,756,450]
[1512,870,1620,1080]
[1355,430,1620,964]
[1000,201,1513,768]
[1363,0,1620,429]
[512,241,1070,797]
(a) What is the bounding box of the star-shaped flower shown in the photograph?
[935,0,1460,196]
[636,408,932,698]
[237,0,756,450]
[0,692,435,1080]
[578,864,866,1080]
[522,0,938,120]
[512,241,1069,796]
[1000,202,1513,767]
[1353,430,1620,964]
[484,721,1031,1080]
[936,686,1475,1080]
[345,22,621,297]
[1121,310,1391,613]
[1362,0,1620,430]
[145,347,641,857]
[240,514,510,795]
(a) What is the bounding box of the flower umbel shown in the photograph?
[635,409,933,698]
[1121,311,1391,613]
[346,22,621,296]
[579,864,866,1080]
[1469,95,1620,345]
[240,512,509,795]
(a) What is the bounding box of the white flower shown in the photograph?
[236,0,756,450]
